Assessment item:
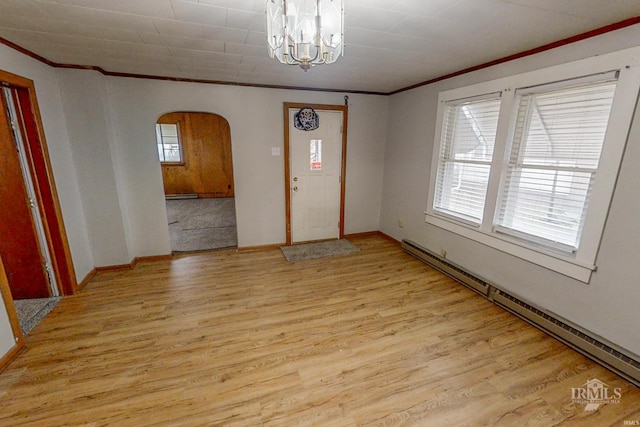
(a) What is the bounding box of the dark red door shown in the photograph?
[0,94,50,299]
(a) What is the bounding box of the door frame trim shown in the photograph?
[0,254,24,370]
[0,69,77,296]
[283,102,348,246]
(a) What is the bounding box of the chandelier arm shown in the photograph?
[286,42,324,65]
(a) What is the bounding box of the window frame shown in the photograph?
[432,92,502,226]
[425,49,640,283]
[155,122,184,165]
[494,74,619,254]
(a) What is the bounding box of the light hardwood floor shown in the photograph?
[0,235,638,426]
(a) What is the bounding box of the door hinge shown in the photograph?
[28,197,37,209]
[9,121,20,150]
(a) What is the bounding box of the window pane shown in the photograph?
[498,79,617,250]
[449,102,499,161]
[310,139,322,170]
[514,82,617,169]
[156,123,182,163]
[156,125,165,161]
[435,162,491,222]
[499,168,593,247]
[434,96,501,223]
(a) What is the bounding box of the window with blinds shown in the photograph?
[156,123,182,163]
[495,78,618,252]
[433,96,501,224]
[427,57,636,281]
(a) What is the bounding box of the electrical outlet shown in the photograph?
[440,249,447,258]
[271,147,280,156]
[398,219,405,228]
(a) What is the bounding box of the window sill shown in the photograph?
[424,212,595,283]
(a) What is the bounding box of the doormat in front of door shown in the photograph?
[281,239,359,262]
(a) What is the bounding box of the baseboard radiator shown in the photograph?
[165,194,198,200]
[401,239,640,387]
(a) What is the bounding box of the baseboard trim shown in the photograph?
[132,254,173,267]
[343,231,379,239]
[344,231,401,246]
[237,243,285,252]
[77,268,96,291]
[0,340,24,374]
[94,254,173,274]
[95,261,135,273]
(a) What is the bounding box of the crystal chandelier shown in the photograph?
[266,0,344,71]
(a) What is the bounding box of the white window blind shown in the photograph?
[496,78,618,251]
[434,96,501,223]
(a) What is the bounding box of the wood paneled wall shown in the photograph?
[159,112,234,198]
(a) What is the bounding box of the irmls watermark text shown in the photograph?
[570,378,622,411]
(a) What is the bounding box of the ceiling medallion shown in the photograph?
[266,0,344,71]
[294,107,319,131]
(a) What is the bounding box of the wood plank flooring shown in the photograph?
[0,235,638,426]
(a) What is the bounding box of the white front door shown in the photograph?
[289,109,343,243]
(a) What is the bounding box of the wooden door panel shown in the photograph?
[0,97,50,299]
[290,110,342,243]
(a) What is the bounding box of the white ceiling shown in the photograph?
[0,0,639,94]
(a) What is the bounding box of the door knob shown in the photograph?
[293,186,298,191]
[293,177,298,182]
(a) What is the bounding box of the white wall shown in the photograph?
[380,25,640,357]
[102,77,388,253]
[56,69,131,267]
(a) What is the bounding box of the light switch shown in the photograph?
[271,147,281,156]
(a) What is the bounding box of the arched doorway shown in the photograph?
[155,111,237,252]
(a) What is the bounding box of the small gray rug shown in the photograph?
[13,297,61,335]
[281,239,360,262]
